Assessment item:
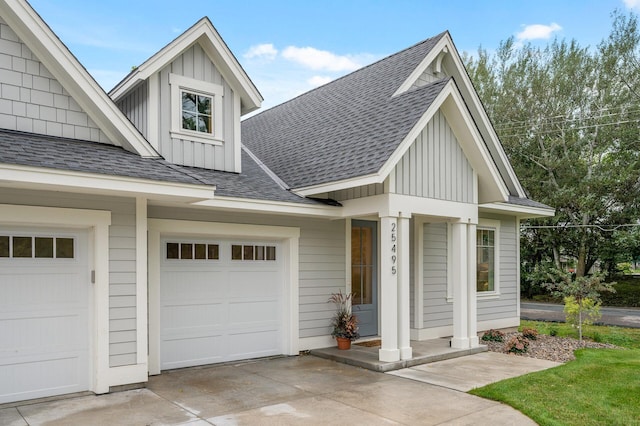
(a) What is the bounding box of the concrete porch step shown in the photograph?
[310,338,487,372]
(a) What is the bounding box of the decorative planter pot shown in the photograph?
[336,337,351,350]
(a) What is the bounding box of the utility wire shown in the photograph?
[522,223,640,232]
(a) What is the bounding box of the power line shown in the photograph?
[521,223,640,232]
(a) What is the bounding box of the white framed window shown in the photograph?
[477,219,500,296]
[169,73,223,145]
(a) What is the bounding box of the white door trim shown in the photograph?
[0,204,111,394]
[148,219,300,375]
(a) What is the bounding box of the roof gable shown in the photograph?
[242,33,448,190]
[109,17,262,115]
[0,0,157,157]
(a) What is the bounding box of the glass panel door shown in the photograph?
[351,220,378,336]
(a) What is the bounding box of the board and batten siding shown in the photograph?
[0,188,138,367]
[155,44,237,171]
[393,110,475,203]
[147,207,346,339]
[477,214,519,322]
[0,18,108,143]
[116,81,147,139]
[422,222,452,328]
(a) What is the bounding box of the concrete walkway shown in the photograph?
[0,353,558,425]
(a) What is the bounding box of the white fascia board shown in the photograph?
[190,196,342,218]
[0,0,158,158]
[442,35,526,198]
[0,164,215,201]
[293,173,382,197]
[109,19,262,114]
[479,202,555,219]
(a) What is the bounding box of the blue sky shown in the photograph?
[29,0,640,111]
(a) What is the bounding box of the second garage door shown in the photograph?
[160,238,283,370]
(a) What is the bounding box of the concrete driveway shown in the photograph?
[0,353,555,425]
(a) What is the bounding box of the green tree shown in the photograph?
[464,11,640,278]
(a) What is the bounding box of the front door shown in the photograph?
[351,220,378,336]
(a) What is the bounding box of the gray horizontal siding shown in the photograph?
[394,110,474,203]
[148,207,346,339]
[0,18,108,143]
[478,215,518,321]
[423,222,452,327]
[0,187,138,367]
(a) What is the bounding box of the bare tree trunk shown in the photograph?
[553,246,561,269]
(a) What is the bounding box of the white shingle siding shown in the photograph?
[0,18,107,142]
[393,110,475,203]
[147,206,346,339]
[0,188,138,368]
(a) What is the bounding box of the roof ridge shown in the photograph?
[243,30,449,122]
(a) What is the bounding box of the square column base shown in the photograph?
[400,347,413,360]
[450,337,470,349]
[379,348,400,362]
[469,336,480,348]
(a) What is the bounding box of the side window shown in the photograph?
[476,228,495,292]
[169,74,223,145]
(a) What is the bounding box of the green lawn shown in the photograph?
[470,322,640,425]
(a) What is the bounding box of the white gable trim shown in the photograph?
[394,33,526,198]
[0,0,158,158]
[479,202,555,219]
[110,18,262,115]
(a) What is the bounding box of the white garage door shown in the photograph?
[0,227,90,404]
[160,238,283,370]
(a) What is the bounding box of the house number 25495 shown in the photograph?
[391,222,397,275]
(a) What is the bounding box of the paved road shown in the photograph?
[521,302,640,328]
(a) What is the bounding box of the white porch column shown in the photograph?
[379,215,400,362]
[397,213,412,360]
[467,222,479,347]
[450,222,470,349]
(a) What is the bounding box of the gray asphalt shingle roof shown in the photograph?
[0,129,319,205]
[241,32,449,189]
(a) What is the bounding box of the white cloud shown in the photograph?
[516,23,562,41]
[624,0,640,10]
[307,76,333,87]
[244,43,278,60]
[281,46,362,72]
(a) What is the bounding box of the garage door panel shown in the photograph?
[0,227,89,404]
[160,237,284,369]
[228,270,281,297]
[162,303,226,330]
[162,270,229,300]
[226,330,280,360]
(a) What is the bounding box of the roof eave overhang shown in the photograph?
[109,19,262,115]
[0,163,215,203]
[189,196,342,218]
[0,0,158,158]
[479,201,555,219]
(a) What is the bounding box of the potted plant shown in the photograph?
[328,291,360,349]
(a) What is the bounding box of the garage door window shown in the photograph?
[0,235,74,258]
[166,242,219,260]
[232,244,276,261]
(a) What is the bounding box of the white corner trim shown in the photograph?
[147,219,300,372]
[0,204,113,394]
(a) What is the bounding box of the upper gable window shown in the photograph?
[169,74,223,145]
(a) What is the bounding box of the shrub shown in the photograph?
[506,335,529,354]
[521,327,539,340]
[481,329,505,342]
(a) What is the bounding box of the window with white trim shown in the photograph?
[0,235,74,259]
[477,219,500,294]
[169,74,223,145]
